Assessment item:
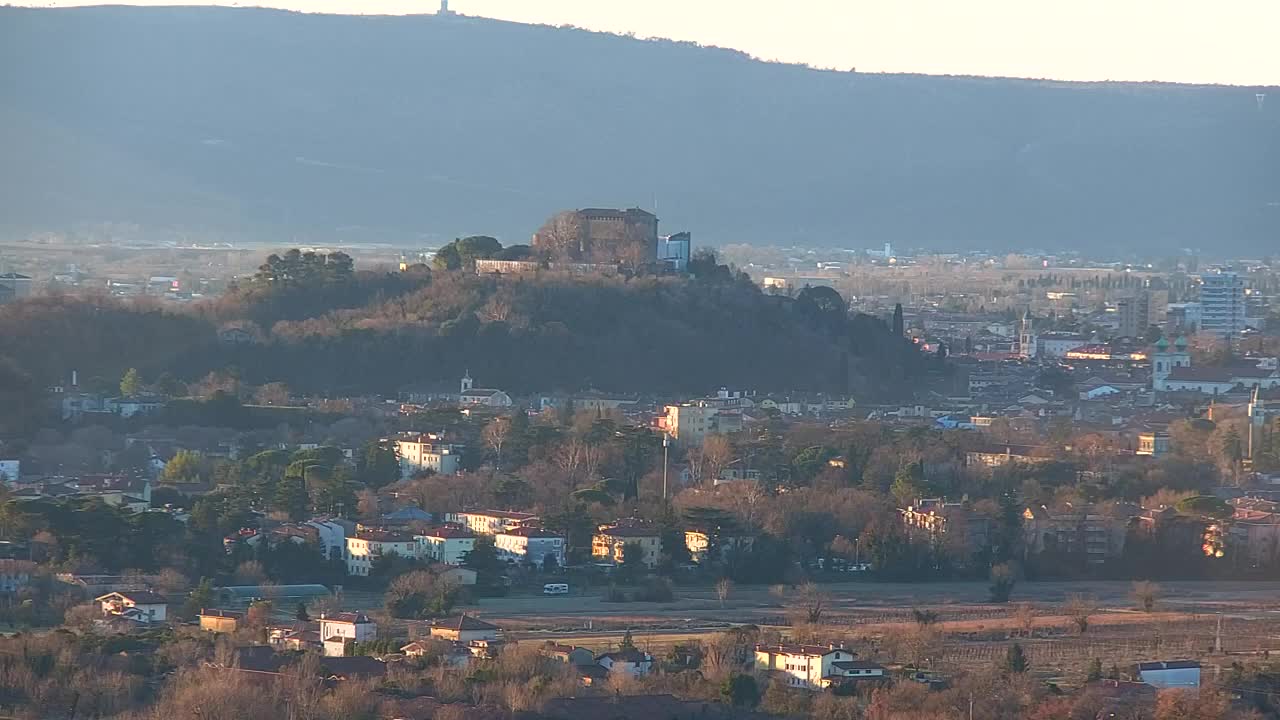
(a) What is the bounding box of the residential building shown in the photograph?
[1021,506,1129,565]
[445,509,539,535]
[96,590,168,624]
[965,444,1057,469]
[345,530,418,576]
[1200,271,1247,341]
[1166,302,1202,333]
[198,608,244,633]
[305,519,350,562]
[593,522,662,567]
[416,526,476,565]
[1116,291,1166,339]
[754,644,862,690]
[684,531,754,564]
[899,499,992,560]
[319,612,377,657]
[541,643,595,666]
[1136,431,1171,456]
[1136,660,1201,689]
[0,460,18,485]
[597,649,653,677]
[656,404,742,448]
[395,433,463,477]
[428,614,500,643]
[459,372,512,408]
[104,395,165,418]
[494,526,566,567]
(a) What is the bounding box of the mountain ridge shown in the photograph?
[2,5,1278,253]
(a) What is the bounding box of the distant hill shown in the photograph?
[2,6,1277,254]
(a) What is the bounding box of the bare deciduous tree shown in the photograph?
[716,577,734,609]
[1131,581,1161,613]
[1064,594,1097,635]
[483,416,512,469]
[535,211,584,261]
[1013,602,1037,638]
[702,434,734,483]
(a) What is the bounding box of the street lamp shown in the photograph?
[662,432,670,501]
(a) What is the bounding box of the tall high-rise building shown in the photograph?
[1199,271,1246,341]
[1116,290,1167,340]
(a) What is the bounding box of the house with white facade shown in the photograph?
[445,510,539,535]
[319,612,377,657]
[305,519,350,562]
[96,590,168,624]
[416,526,476,565]
[345,530,418,576]
[395,433,463,477]
[597,648,653,677]
[494,526,566,567]
[754,644,870,690]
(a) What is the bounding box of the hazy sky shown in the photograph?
[34,0,1280,85]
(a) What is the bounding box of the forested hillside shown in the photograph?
[1,6,1277,252]
[0,254,923,418]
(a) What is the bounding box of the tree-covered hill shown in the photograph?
[0,257,923,415]
[1,6,1276,253]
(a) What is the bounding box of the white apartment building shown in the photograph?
[656,404,742,448]
[754,644,881,690]
[416,526,476,565]
[494,526,566,567]
[395,433,462,477]
[345,530,419,576]
[1200,271,1247,341]
[445,510,539,535]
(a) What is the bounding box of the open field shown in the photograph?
[384,580,1280,684]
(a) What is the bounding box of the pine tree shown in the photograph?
[1086,657,1103,681]
[892,303,905,337]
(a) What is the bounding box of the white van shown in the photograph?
[543,583,569,595]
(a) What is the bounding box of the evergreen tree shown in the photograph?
[618,629,636,652]
[273,474,309,521]
[1086,657,1103,681]
[722,673,761,708]
[181,577,215,620]
[1004,643,1029,674]
[892,303,905,337]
